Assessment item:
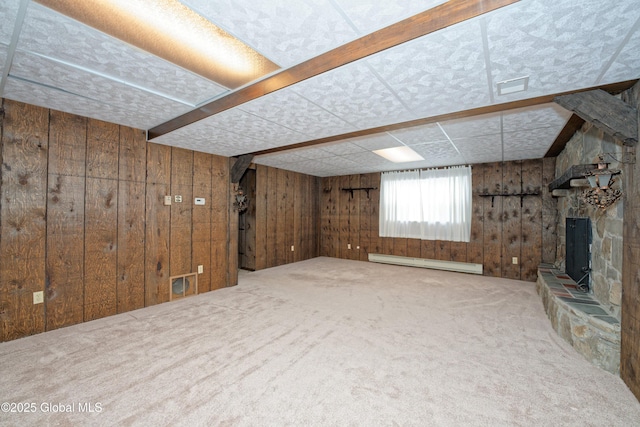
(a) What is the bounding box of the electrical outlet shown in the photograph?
[194,198,205,205]
[174,195,182,203]
[291,245,295,252]
[356,246,360,249]
[164,195,172,206]
[512,257,518,265]
[33,291,44,305]
[197,265,203,274]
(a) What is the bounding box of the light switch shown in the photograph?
[195,197,205,205]
[164,195,172,206]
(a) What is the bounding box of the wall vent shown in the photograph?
[169,272,198,301]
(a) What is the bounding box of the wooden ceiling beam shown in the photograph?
[148,0,519,140]
[230,154,254,183]
[554,89,638,146]
[250,80,638,157]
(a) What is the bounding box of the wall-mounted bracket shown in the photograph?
[478,191,541,208]
[340,187,377,199]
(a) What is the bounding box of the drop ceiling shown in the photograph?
[1,0,639,177]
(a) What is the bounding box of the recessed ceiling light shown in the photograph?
[35,0,280,89]
[373,146,424,163]
[497,76,529,96]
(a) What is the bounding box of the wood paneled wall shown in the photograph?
[320,160,556,282]
[0,99,235,342]
[253,165,320,270]
[621,83,640,401]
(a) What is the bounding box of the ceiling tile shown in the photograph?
[486,0,640,98]
[292,61,416,129]
[334,0,447,35]
[0,45,7,71]
[0,0,20,44]
[10,51,192,129]
[439,114,501,139]
[367,18,490,118]
[453,134,502,156]
[502,127,562,152]
[18,2,228,107]
[3,77,157,129]
[501,103,572,132]
[239,88,357,138]
[602,22,640,83]
[350,133,403,151]
[318,141,367,156]
[183,0,358,68]
[388,123,449,145]
[192,108,308,147]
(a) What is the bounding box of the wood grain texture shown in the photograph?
[421,240,435,260]
[276,168,288,266]
[170,148,194,279]
[0,100,48,341]
[554,89,638,145]
[358,174,372,261]
[621,134,640,400]
[293,172,303,263]
[119,127,146,182]
[433,240,450,261]
[467,163,485,265]
[369,174,381,256]
[83,177,117,321]
[46,110,86,330]
[192,152,212,290]
[450,241,467,262]
[265,166,278,268]
[348,174,361,260]
[501,161,522,280]
[143,143,172,304]
[48,110,86,177]
[241,168,256,269]
[255,165,268,270]
[146,142,171,185]
[339,175,351,259]
[211,155,229,290]
[228,159,239,287]
[483,162,503,277]
[86,119,118,180]
[325,177,341,258]
[117,180,145,313]
[407,239,422,258]
[46,174,85,330]
[284,170,295,265]
[521,159,543,281]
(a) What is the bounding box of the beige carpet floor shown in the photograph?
[1,257,639,426]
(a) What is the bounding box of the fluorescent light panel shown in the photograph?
[373,146,424,163]
[35,0,280,89]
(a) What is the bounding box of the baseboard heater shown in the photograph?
[368,253,483,275]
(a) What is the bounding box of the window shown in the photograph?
[379,166,472,242]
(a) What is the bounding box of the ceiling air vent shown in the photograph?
[497,76,529,96]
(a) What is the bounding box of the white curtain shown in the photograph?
[379,166,472,242]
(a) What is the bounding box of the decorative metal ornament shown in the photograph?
[234,187,249,213]
[581,160,622,209]
[581,186,622,209]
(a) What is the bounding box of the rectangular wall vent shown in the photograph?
[368,253,483,275]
